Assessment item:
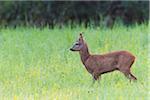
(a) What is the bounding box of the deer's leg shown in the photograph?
[128,59,137,80]
[92,77,95,85]
[97,75,101,84]
[91,72,100,86]
[119,59,137,81]
[120,69,136,82]
[123,71,131,82]
[93,71,100,80]
[90,76,95,87]
[129,72,137,80]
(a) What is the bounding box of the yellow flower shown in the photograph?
[117,95,123,100]
[14,95,17,100]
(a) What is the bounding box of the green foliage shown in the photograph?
[0,1,149,27]
[0,24,148,99]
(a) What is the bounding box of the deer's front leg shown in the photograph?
[90,73,96,86]
[97,75,101,84]
[93,71,100,80]
[90,72,100,86]
[92,77,95,85]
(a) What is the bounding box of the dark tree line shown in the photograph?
[0,1,149,28]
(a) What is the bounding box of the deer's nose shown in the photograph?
[70,48,75,51]
[70,48,73,51]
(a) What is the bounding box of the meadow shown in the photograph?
[0,24,148,100]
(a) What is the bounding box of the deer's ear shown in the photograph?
[79,33,83,38]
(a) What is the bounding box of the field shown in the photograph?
[0,24,149,100]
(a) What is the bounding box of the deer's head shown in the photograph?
[70,33,85,51]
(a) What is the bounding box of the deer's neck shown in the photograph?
[79,43,90,65]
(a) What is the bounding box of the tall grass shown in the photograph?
[0,23,148,100]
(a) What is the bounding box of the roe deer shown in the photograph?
[70,33,137,84]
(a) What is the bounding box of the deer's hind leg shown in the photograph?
[122,70,137,82]
[129,72,137,80]
[122,69,132,81]
[119,60,137,81]
[129,60,137,80]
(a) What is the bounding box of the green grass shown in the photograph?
[0,24,149,100]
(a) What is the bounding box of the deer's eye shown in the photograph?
[75,43,79,45]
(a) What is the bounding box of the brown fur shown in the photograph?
[70,33,137,82]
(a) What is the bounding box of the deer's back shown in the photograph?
[84,51,135,74]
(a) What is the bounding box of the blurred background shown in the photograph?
[0,1,149,28]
